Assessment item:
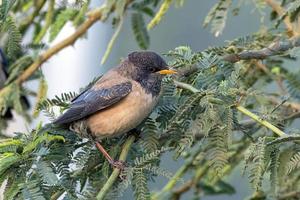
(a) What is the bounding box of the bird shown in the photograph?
[54,51,176,168]
[0,48,13,118]
[0,48,30,119]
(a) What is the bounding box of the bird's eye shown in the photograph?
[149,67,156,72]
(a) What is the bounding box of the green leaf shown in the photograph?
[0,138,23,153]
[147,0,173,30]
[132,169,150,200]
[23,133,65,154]
[269,146,280,195]
[287,152,300,174]
[243,137,266,191]
[73,0,90,26]
[0,153,21,177]
[20,179,46,200]
[115,0,126,17]
[203,0,232,37]
[0,0,16,22]
[140,117,159,152]
[132,12,150,50]
[207,126,228,175]
[1,16,22,58]
[4,177,22,200]
[49,9,77,42]
[101,17,124,64]
[285,71,300,99]
[36,160,58,186]
[6,56,33,84]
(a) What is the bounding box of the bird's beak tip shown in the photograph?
[158,69,177,75]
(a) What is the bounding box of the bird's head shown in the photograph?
[128,51,176,77]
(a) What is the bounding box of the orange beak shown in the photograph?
[158,69,177,75]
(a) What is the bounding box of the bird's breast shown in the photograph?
[86,81,159,139]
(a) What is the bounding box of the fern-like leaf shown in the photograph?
[207,126,228,175]
[132,169,150,200]
[132,12,150,49]
[243,137,266,191]
[287,152,300,174]
[269,146,280,195]
[140,117,159,152]
[49,9,77,42]
[0,153,20,177]
[285,71,300,99]
[144,164,174,179]
[36,160,58,186]
[20,179,46,200]
[2,16,22,58]
[203,0,232,37]
[0,138,22,153]
[147,0,172,30]
[134,147,171,167]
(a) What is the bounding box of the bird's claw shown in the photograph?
[110,160,128,180]
[110,160,127,170]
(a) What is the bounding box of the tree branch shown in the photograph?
[172,163,210,200]
[15,9,103,85]
[279,191,300,200]
[264,0,297,37]
[223,36,300,63]
[235,106,286,137]
[152,143,204,200]
[268,96,300,111]
[96,135,135,200]
[1,0,133,90]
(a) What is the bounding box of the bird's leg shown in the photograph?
[95,141,126,170]
[70,121,125,169]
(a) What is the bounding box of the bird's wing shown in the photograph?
[54,81,132,124]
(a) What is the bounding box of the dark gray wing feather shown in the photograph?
[54,81,132,124]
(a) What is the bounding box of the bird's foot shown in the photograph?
[109,160,127,180]
[110,159,127,170]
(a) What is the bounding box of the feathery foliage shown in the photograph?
[2,0,300,199]
[203,0,232,37]
[131,12,150,50]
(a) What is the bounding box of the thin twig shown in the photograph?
[253,60,287,94]
[268,96,300,111]
[264,0,297,37]
[96,135,135,200]
[100,17,124,64]
[279,191,300,200]
[172,140,250,199]
[33,0,55,44]
[236,106,286,137]
[0,0,133,91]
[172,163,209,200]
[19,0,47,33]
[15,9,103,85]
[223,36,300,63]
[152,143,204,200]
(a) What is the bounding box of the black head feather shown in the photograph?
[125,51,168,96]
[128,51,168,73]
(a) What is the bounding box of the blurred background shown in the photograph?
[5,0,263,199]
